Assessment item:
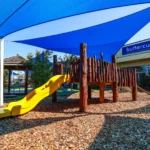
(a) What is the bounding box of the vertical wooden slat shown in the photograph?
[97,60,100,83]
[132,69,137,101]
[108,63,111,83]
[110,63,113,83]
[129,70,132,87]
[117,68,120,86]
[94,55,96,82]
[107,63,110,83]
[132,69,134,86]
[104,62,107,82]
[89,58,92,82]
[123,69,126,87]
[126,69,128,87]
[121,69,123,87]
[93,57,95,82]
[120,69,122,87]
[127,70,129,87]
[124,69,126,87]
[87,58,91,83]
[80,43,88,112]
[112,64,114,82]
[99,60,102,82]
[96,60,99,82]
[91,58,94,82]
[112,55,118,102]
[100,83,104,103]
[100,53,104,82]
[103,62,105,82]
[87,58,90,82]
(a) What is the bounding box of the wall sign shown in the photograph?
[122,40,150,55]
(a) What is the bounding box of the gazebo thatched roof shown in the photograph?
[4,54,30,70]
[4,54,26,64]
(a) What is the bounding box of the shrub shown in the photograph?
[139,75,150,90]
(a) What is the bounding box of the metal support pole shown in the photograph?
[0,39,4,106]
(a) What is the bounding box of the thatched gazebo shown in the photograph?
[4,54,31,95]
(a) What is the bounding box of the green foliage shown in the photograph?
[4,69,9,83]
[135,66,143,72]
[27,50,53,88]
[139,75,150,90]
[14,80,20,85]
[58,54,79,74]
[59,54,78,64]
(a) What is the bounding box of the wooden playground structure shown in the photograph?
[52,43,137,112]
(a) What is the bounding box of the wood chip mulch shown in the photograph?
[0,91,150,150]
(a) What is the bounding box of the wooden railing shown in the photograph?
[118,68,136,87]
[70,58,117,83]
[55,58,136,88]
[52,43,138,111]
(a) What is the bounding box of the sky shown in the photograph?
[3,4,150,60]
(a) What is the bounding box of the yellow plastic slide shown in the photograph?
[0,75,71,119]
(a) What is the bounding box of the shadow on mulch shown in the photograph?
[0,114,88,136]
[0,98,113,136]
[88,112,150,150]
[1,96,150,149]
[33,98,112,113]
[1,104,149,137]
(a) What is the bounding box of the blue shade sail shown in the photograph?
[30,52,51,64]
[16,8,150,61]
[1,0,150,37]
[0,0,27,25]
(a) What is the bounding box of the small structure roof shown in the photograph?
[4,54,26,64]
[4,54,30,70]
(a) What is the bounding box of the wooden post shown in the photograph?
[80,43,88,112]
[8,70,11,94]
[112,55,118,102]
[25,69,28,94]
[100,83,104,103]
[52,55,57,103]
[132,69,138,101]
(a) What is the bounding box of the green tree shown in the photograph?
[4,69,9,83]
[139,75,150,90]
[27,50,53,88]
[58,54,79,74]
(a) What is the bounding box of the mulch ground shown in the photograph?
[0,90,150,150]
